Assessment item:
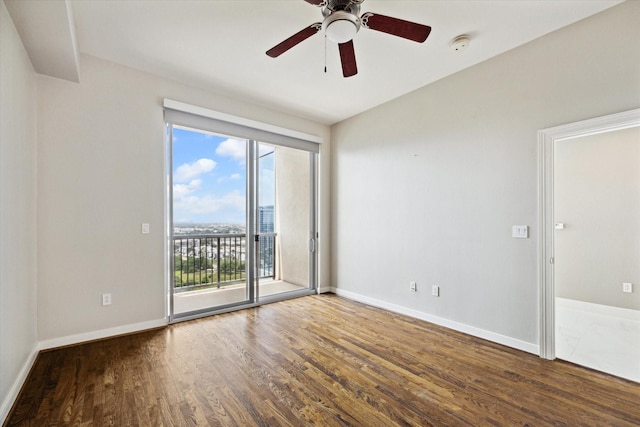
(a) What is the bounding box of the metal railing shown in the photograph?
[172,233,276,292]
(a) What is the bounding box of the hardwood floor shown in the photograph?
[6,294,640,426]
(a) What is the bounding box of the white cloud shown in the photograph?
[172,190,246,223]
[174,158,216,182]
[216,173,242,183]
[215,139,246,162]
[173,179,201,198]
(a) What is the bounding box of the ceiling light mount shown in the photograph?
[450,34,471,51]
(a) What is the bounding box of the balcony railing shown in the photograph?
[172,233,276,292]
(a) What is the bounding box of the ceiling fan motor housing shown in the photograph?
[322,0,363,14]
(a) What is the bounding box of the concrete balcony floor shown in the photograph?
[174,279,306,314]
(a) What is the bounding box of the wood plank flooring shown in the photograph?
[6,294,640,426]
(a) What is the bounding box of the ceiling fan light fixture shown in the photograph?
[322,11,359,43]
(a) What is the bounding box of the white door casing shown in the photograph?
[538,108,640,360]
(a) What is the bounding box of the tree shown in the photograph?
[220,259,245,275]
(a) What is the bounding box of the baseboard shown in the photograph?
[332,287,539,355]
[0,343,39,425]
[38,318,167,351]
[317,285,332,294]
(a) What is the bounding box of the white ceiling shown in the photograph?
[7,0,625,125]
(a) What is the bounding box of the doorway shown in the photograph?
[538,108,640,382]
[166,124,317,322]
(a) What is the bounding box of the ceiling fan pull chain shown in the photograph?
[324,34,327,73]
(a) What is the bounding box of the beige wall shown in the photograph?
[330,0,640,347]
[0,1,38,417]
[555,127,640,310]
[36,54,330,342]
[275,146,311,287]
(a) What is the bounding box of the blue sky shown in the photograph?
[172,127,274,224]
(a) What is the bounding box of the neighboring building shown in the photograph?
[258,205,275,276]
[259,205,274,234]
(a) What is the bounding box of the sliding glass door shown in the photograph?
[169,127,251,317]
[167,122,317,322]
[256,142,315,301]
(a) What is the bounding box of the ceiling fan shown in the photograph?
[266,0,432,78]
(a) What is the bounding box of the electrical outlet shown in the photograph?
[102,293,112,306]
[410,281,417,292]
[623,283,633,293]
[432,285,440,297]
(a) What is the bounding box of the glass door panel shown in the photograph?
[170,126,250,318]
[257,143,314,300]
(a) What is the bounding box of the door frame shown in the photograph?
[538,108,640,359]
[166,130,319,323]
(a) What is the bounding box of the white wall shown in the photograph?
[37,54,330,345]
[330,0,640,350]
[0,1,38,419]
[555,127,640,310]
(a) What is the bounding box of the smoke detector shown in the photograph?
[450,35,471,51]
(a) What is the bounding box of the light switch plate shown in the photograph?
[623,283,633,293]
[512,225,528,239]
[142,223,150,234]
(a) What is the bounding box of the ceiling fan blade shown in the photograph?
[338,40,357,78]
[303,0,325,5]
[361,13,431,43]
[266,23,321,58]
